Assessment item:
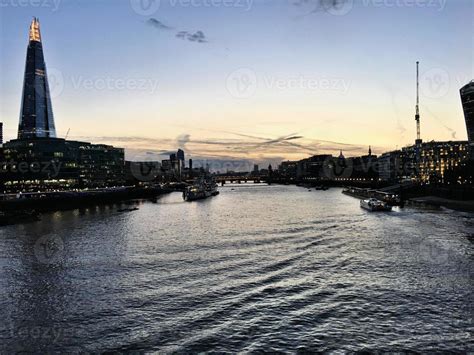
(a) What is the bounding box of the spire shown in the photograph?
[29,17,41,42]
[368,145,372,156]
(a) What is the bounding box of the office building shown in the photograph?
[18,18,57,139]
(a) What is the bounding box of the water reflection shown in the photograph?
[0,186,472,352]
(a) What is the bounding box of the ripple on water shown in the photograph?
[0,186,472,353]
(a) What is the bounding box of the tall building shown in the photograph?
[0,122,3,145]
[460,80,474,144]
[18,18,56,139]
[177,149,185,169]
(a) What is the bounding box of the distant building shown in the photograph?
[1,138,125,192]
[278,161,298,178]
[296,154,332,179]
[161,159,171,171]
[0,122,3,145]
[18,18,56,139]
[460,80,474,144]
[377,150,415,182]
[177,149,185,167]
[253,164,259,174]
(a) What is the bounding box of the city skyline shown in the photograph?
[0,0,472,166]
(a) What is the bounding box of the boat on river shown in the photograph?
[360,198,392,212]
[183,177,219,202]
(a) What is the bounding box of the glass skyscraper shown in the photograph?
[18,18,56,139]
[460,80,474,144]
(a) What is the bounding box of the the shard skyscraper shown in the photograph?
[18,18,56,139]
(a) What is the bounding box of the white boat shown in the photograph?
[360,198,392,212]
[183,177,219,202]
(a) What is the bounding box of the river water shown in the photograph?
[0,185,472,353]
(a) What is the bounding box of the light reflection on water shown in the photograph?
[0,185,472,352]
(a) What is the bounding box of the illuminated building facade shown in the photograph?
[18,18,57,139]
[1,138,125,192]
[416,141,470,184]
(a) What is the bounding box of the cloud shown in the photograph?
[177,134,191,148]
[147,18,173,30]
[291,0,351,17]
[72,131,378,167]
[176,30,208,43]
[145,18,209,44]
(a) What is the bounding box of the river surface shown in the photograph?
[0,185,472,353]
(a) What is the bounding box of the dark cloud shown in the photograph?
[145,18,208,44]
[176,30,208,43]
[147,18,173,30]
[291,0,350,16]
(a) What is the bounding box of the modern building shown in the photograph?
[460,80,474,144]
[0,122,3,145]
[1,138,125,192]
[177,149,185,169]
[18,18,56,139]
[416,140,470,184]
[0,19,128,193]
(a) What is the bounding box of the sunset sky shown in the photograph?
[0,0,472,167]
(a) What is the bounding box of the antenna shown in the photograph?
[415,61,422,145]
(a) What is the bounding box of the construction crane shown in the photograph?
[415,61,422,145]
